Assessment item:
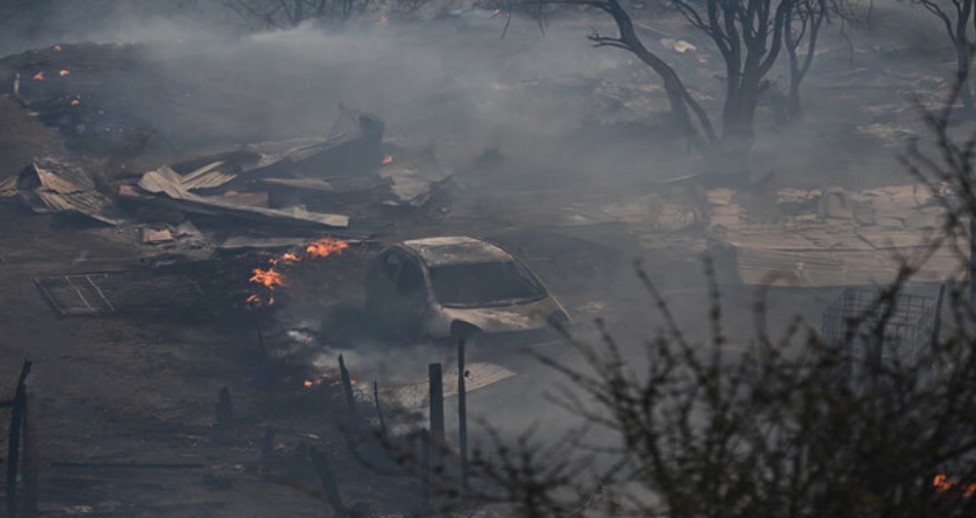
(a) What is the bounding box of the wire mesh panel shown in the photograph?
[35,271,204,317]
[821,287,937,385]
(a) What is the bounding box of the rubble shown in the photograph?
[707,185,959,287]
[0,158,123,225]
[122,166,350,230]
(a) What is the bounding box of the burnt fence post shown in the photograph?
[6,360,32,518]
[338,355,356,419]
[457,339,468,489]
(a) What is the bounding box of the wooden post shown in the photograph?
[310,447,346,517]
[428,363,444,511]
[457,339,469,489]
[338,355,356,417]
[428,363,444,446]
[6,360,31,518]
[22,393,37,518]
[932,283,946,347]
[372,381,386,438]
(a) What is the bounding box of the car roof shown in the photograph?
[400,236,514,267]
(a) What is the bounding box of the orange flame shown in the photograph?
[933,473,976,497]
[59,69,70,77]
[382,155,394,165]
[303,375,357,389]
[32,71,44,81]
[70,99,80,107]
[306,237,348,259]
[247,238,347,308]
[250,267,286,288]
[53,44,62,52]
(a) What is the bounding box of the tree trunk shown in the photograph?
[786,81,802,121]
[957,41,975,117]
[603,0,718,149]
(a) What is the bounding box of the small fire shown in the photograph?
[70,99,80,107]
[59,69,70,77]
[382,155,394,165]
[378,14,390,27]
[53,44,62,52]
[32,71,44,81]
[303,375,357,389]
[933,473,976,497]
[247,237,347,307]
[250,267,286,289]
[306,237,349,259]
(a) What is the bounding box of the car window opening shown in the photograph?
[429,261,546,307]
[397,260,425,297]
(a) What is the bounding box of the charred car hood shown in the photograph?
[441,298,561,333]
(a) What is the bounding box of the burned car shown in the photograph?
[365,236,569,347]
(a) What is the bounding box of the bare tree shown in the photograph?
[498,0,834,163]
[782,0,827,122]
[913,0,976,116]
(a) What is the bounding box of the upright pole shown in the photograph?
[338,355,356,418]
[373,381,386,438]
[6,360,31,518]
[428,363,444,511]
[457,339,468,489]
[22,392,37,518]
[932,283,947,347]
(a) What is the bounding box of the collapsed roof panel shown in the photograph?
[1,159,124,226]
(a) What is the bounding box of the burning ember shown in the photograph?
[32,71,44,81]
[382,155,394,165]
[250,267,286,289]
[59,69,70,77]
[70,99,80,107]
[377,14,390,27]
[248,267,286,306]
[933,473,976,497]
[306,237,349,258]
[303,374,356,389]
[246,237,349,307]
[934,474,976,497]
[53,44,62,52]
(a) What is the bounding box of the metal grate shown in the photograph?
[821,287,937,382]
[35,271,204,317]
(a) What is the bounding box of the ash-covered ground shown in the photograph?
[0,1,963,516]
